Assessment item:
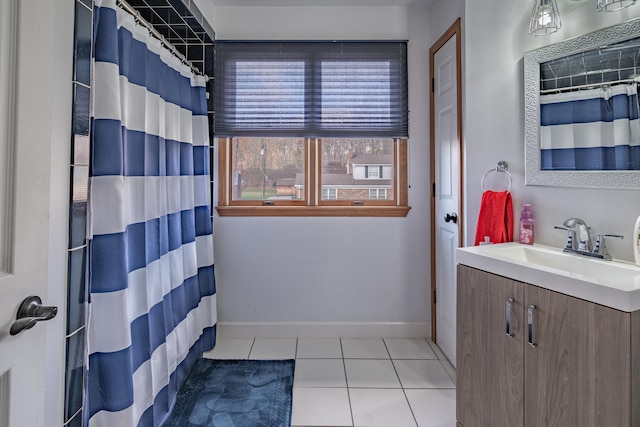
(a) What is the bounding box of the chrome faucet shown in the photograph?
[554,217,623,260]
[562,217,593,252]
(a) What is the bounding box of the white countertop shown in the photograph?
[456,242,640,312]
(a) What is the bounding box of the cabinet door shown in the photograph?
[457,265,525,427]
[524,285,631,427]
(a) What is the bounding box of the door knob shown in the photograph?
[10,296,57,336]
[444,212,458,224]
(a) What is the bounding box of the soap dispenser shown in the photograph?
[519,204,534,245]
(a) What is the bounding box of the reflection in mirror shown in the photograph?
[524,17,640,189]
[539,37,640,171]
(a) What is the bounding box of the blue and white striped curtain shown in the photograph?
[87,1,217,426]
[540,83,640,170]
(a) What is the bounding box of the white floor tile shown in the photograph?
[297,338,343,358]
[344,359,401,388]
[342,338,390,359]
[291,387,353,427]
[215,336,458,426]
[384,338,438,360]
[426,339,448,362]
[393,359,456,389]
[248,338,297,360]
[349,388,417,427]
[405,389,456,427]
[202,338,254,359]
[295,359,347,388]
[440,360,456,386]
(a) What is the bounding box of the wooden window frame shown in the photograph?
[216,137,410,217]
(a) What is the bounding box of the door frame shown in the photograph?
[430,18,463,342]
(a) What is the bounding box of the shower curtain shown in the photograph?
[87,1,217,426]
[540,83,640,170]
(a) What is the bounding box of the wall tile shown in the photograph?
[78,0,92,11]
[205,44,214,77]
[67,248,87,335]
[145,0,173,7]
[73,134,90,166]
[74,2,92,86]
[156,7,184,26]
[168,0,190,19]
[69,166,88,249]
[66,410,83,427]
[187,44,204,61]
[64,329,86,422]
[73,84,90,137]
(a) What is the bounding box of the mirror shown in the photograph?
[524,18,640,189]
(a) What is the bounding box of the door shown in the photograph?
[0,0,72,426]
[456,266,524,427]
[524,285,631,427]
[430,18,462,365]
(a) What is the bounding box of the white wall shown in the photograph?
[462,1,640,261]
[203,5,434,334]
[429,0,464,42]
[201,0,640,334]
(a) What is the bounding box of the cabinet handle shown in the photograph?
[505,298,514,338]
[528,305,537,348]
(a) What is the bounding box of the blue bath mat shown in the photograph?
[162,358,295,427]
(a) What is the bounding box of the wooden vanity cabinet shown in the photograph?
[457,264,525,427]
[456,264,639,427]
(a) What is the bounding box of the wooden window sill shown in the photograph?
[216,205,411,217]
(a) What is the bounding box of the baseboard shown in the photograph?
[216,322,431,339]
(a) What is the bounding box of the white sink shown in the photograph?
[456,242,640,312]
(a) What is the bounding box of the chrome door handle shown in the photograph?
[527,305,537,348]
[10,296,58,336]
[444,213,458,224]
[506,298,514,338]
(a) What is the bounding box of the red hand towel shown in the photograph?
[474,190,514,246]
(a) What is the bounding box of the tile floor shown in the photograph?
[203,337,456,427]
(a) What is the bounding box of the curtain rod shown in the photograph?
[540,78,639,94]
[116,0,208,79]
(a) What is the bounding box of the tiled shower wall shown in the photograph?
[65,1,214,425]
[65,1,92,425]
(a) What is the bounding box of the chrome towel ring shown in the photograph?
[481,161,512,192]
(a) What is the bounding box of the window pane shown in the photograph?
[234,61,306,130]
[321,61,391,128]
[368,189,387,200]
[321,138,394,201]
[231,137,305,201]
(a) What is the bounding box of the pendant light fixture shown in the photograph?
[529,0,562,36]
[596,0,637,11]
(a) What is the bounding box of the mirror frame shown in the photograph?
[524,17,640,190]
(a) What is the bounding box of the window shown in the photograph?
[322,188,338,200]
[230,137,306,204]
[369,189,387,200]
[365,166,381,179]
[320,138,394,203]
[215,41,409,217]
